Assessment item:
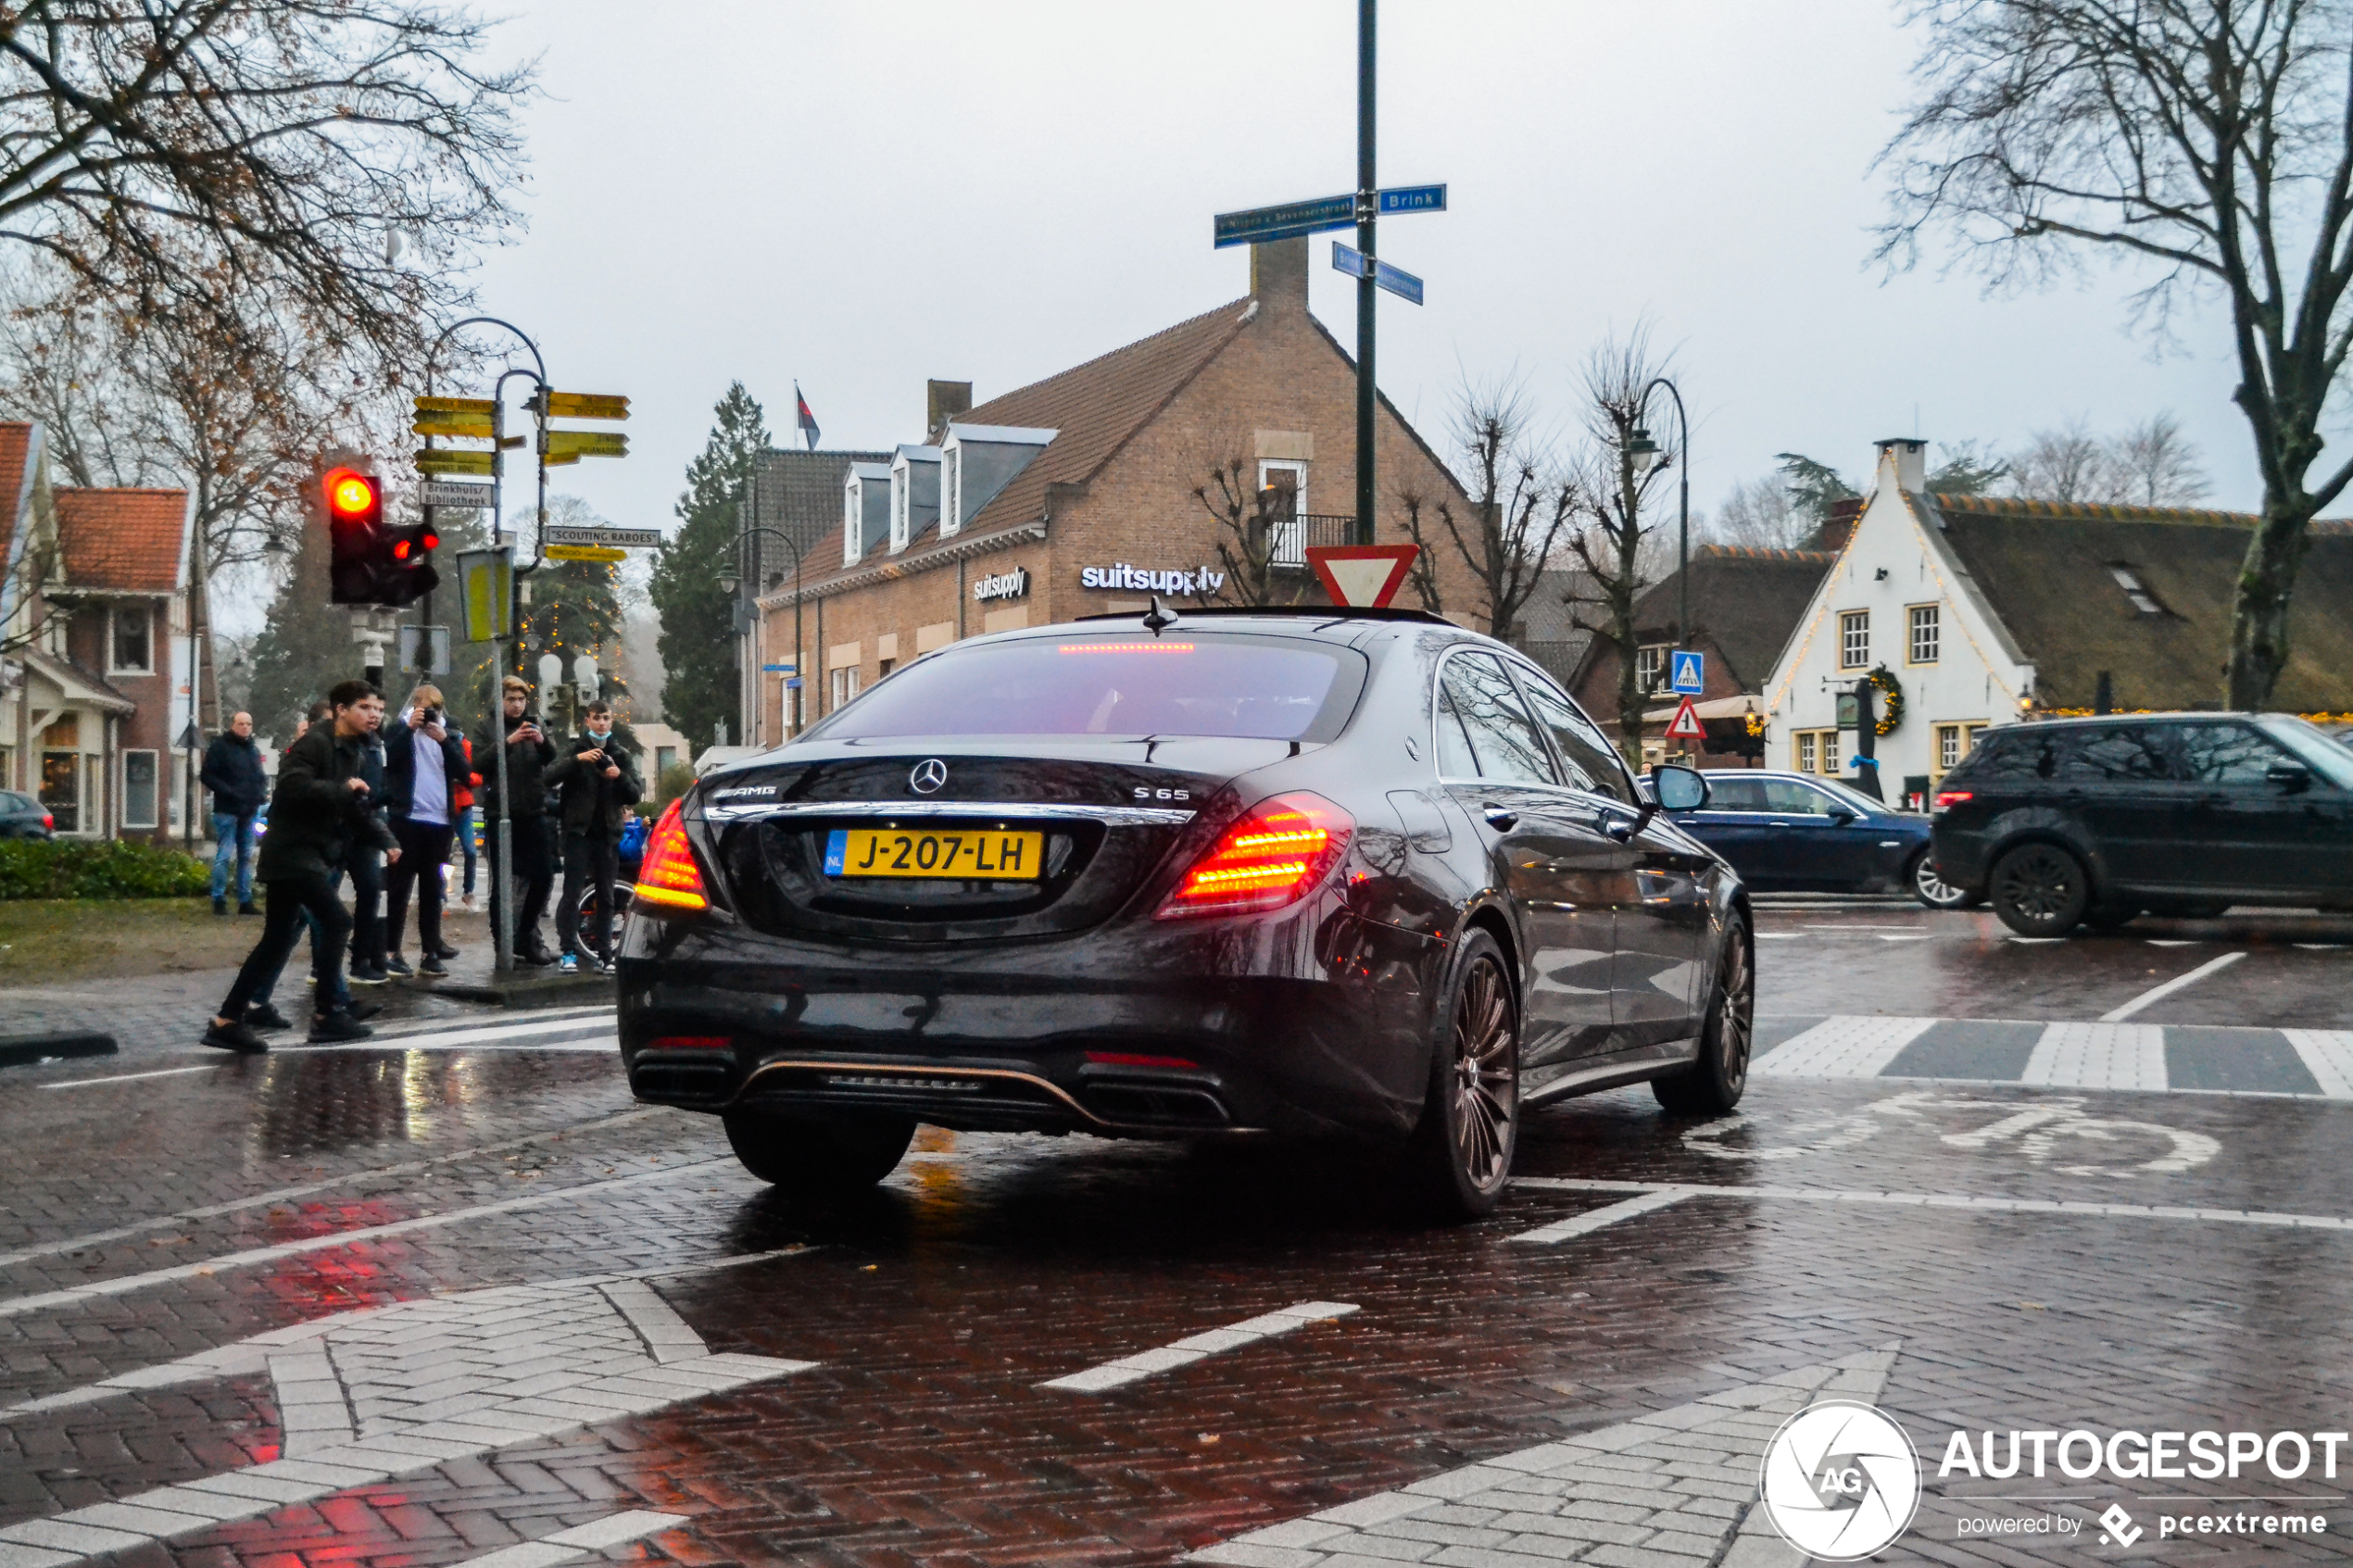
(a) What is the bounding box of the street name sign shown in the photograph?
[1214,194,1357,248]
[414,396,496,415]
[415,448,496,476]
[1378,183,1447,213]
[411,410,495,438]
[419,481,497,509]
[546,544,628,564]
[1332,242,1373,278]
[1671,650,1705,694]
[1666,696,1707,741]
[542,392,629,420]
[545,430,628,461]
[546,525,661,549]
[1305,543,1419,608]
[1332,243,1426,305]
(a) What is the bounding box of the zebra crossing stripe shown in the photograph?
[1752,1016,1937,1079]
[2284,1031,2353,1099]
[2024,1022,2167,1092]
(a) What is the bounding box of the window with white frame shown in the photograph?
[842,478,862,566]
[1259,460,1305,567]
[1635,645,1668,693]
[1839,610,1869,669]
[829,665,859,711]
[1907,604,1940,664]
[1796,732,1817,773]
[1820,727,1841,773]
[110,605,153,672]
[940,445,963,537]
[121,749,158,829]
[1937,723,1963,772]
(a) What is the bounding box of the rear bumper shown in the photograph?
[613,903,1446,1141]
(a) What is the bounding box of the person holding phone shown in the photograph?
[381,683,470,975]
[547,699,642,972]
[480,674,559,964]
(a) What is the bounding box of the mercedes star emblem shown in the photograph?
[910,758,949,794]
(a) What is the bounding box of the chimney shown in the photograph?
[1874,436,1928,495]
[1812,497,1864,554]
[926,380,972,442]
[1250,236,1309,313]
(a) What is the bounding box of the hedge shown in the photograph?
[0,839,213,899]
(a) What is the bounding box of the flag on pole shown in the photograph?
[795,383,820,451]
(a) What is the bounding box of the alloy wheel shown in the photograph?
[1912,854,1967,908]
[1715,931,1754,1096]
[1997,846,2076,920]
[1450,956,1519,1191]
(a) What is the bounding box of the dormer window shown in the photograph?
[2108,564,2164,614]
[111,605,152,672]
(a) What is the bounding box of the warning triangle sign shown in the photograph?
[1665,696,1707,741]
[1305,544,1418,608]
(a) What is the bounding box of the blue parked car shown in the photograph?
[1667,770,1970,908]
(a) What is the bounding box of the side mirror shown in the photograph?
[1827,809,1858,825]
[1650,763,1709,812]
[2266,759,2312,793]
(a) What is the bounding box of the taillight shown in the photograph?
[633,797,709,911]
[1156,792,1352,919]
[1932,790,1973,812]
[40,812,52,830]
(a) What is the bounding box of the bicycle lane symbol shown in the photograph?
[1681,1091,2221,1178]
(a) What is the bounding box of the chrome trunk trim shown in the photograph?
[702,798,1197,825]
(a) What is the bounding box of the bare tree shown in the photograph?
[1193,457,1308,608]
[1705,474,1809,551]
[1561,331,1674,768]
[1876,0,2353,707]
[0,0,535,376]
[2112,412,2212,507]
[2008,416,2114,503]
[2007,412,2212,507]
[1396,378,1574,640]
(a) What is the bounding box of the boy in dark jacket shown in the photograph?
[480,674,559,964]
[204,681,399,1051]
[199,712,268,915]
[547,700,643,971]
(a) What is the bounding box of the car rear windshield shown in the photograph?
[804,633,1366,744]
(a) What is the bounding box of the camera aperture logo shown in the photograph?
[1759,1400,1923,1561]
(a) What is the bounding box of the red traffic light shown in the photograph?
[323,468,379,521]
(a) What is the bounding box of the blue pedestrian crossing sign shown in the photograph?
[1670,650,1705,694]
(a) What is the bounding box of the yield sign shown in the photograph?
[1665,696,1707,742]
[1306,544,1418,608]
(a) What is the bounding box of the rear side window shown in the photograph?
[1437,652,1560,786]
[1514,667,1637,804]
[2178,721,2295,784]
[2062,725,2179,782]
[1761,780,1838,815]
[1702,776,1770,811]
[805,633,1364,743]
[1964,729,2072,782]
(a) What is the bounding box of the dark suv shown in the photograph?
[1931,713,2353,935]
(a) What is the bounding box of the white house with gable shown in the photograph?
[1761,438,2033,805]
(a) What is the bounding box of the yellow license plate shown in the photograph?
[824,827,1046,880]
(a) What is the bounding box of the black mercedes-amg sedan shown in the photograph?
[617,606,1753,1217]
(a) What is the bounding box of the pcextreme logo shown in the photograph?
[1758,1400,1923,1561]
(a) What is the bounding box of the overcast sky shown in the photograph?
[456,0,2259,551]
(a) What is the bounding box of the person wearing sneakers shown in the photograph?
[480,675,559,965]
[203,680,399,1052]
[547,700,641,972]
[382,684,469,976]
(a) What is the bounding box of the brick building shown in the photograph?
[749,239,1483,741]
[0,421,199,841]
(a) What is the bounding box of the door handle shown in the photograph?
[1481,805,1519,832]
[1598,813,1636,843]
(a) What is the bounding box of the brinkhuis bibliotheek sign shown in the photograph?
[972,568,1030,602]
[1079,562,1228,596]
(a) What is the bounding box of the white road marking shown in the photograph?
[1039,1301,1359,1393]
[281,1034,617,1055]
[1513,1175,2353,1230]
[2145,938,2201,947]
[367,1005,615,1040]
[2099,950,2246,1022]
[2284,1031,2353,1099]
[0,1259,807,1567]
[1505,1187,1691,1243]
[0,1108,662,1270]
[42,1064,223,1090]
[2295,944,2350,952]
[1755,932,1801,940]
[1753,1015,1937,1079]
[1876,933,1933,942]
[1187,1344,1895,1568]
[451,1511,689,1568]
[301,1012,618,1050]
[2025,1022,2167,1091]
[0,1158,735,1319]
[2008,935,2068,944]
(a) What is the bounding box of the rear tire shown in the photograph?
[1655,912,1754,1115]
[1908,849,1979,909]
[723,1110,915,1196]
[1407,928,1520,1221]
[1990,843,2091,936]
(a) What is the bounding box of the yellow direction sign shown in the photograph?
[546,544,627,564]
[543,392,630,420]
[546,430,628,460]
[415,448,497,475]
[414,395,496,415]
[412,410,494,438]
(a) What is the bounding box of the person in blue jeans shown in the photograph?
[199,711,268,915]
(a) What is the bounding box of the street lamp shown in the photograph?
[729,522,805,739]
[1633,380,1692,655]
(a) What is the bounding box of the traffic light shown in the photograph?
[325,466,385,605]
[321,465,440,607]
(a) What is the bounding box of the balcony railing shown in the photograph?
[1268,513,1359,569]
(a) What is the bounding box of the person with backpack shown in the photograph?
[204,680,398,1052]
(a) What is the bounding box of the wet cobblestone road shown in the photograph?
[3,899,2350,1566]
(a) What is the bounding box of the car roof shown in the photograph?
[1069,604,1454,629]
[1988,711,2272,732]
